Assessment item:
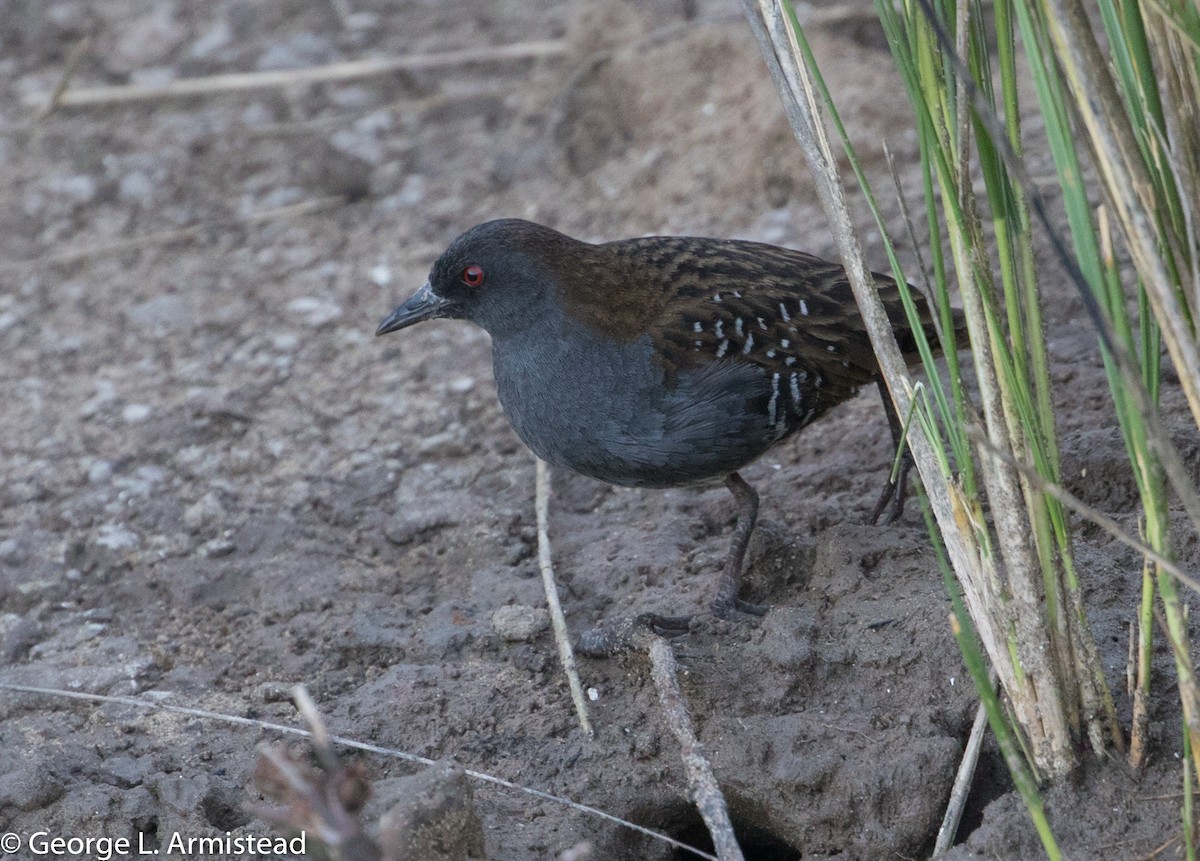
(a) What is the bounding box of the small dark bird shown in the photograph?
[377,219,952,636]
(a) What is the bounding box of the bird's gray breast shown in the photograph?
[490,316,779,488]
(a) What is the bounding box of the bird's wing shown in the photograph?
[620,237,920,402]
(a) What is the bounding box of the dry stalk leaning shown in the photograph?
[739,0,1099,778]
[534,458,594,737]
[738,0,1011,719]
[641,634,745,861]
[934,697,990,856]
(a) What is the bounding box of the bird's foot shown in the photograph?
[710,595,770,619]
[577,612,694,657]
[576,600,771,656]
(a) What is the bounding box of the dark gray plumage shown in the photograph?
[377,219,956,628]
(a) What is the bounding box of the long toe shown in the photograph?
[710,594,771,619]
[576,612,694,657]
[733,598,770,617]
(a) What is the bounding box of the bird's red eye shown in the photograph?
[461,265,485,287]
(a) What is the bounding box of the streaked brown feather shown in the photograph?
[573,235,947,423]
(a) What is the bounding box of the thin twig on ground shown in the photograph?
[26,41,569,110]
[644,635,745,861]
[535,458,594,737]
[37,36,91,119]
[934,697,990,855]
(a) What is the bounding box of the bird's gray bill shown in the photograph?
[376,282,456,335]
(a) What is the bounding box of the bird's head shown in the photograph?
[376,219,588,341]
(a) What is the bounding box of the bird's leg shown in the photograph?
[868,378,913,525]
[577,472,765,657]
[710,472,767,618]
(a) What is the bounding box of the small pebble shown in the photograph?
[190,18,232,59]
[491,605,549,642]
[285,296,342,328]
[370,262,392,287]
[183,491,226,532]
[198,537,236,558]
[122,403,152,423]
[1,614,45,663]
[256,681,293,703]
[87,460,113,484]
[45,173,98,204]
[396,173,426,206]
[128,295,188,328]
[0,538,25,566]
[95,523,140,551]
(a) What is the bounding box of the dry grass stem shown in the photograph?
[36,36,91,119]
[740,0,1032,764]
[645,636,744,861]
[934,698,990,855]
[26,40,570,110]
[292,684,338,771]
[1043,0,1200,432]
[535,458,594,738]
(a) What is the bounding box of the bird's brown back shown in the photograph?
[557,235,951,406]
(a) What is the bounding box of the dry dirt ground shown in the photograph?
[2,1,1198,859]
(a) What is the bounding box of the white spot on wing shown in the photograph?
[693,321,703,333]
[800,299,809,316]
[768,373,780,426]
[790,371,802,404]
[716,339,729,358]
[743,333,754,354]
[780,303,790,322]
